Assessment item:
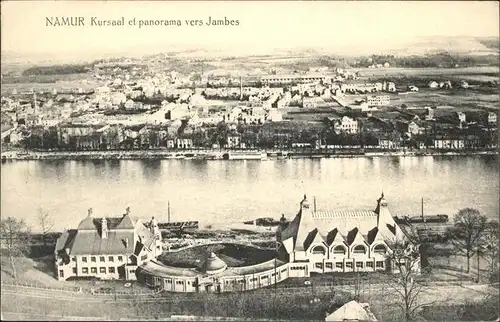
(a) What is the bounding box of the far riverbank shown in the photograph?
[1,149,498,161]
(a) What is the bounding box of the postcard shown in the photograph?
[1,1,499,321]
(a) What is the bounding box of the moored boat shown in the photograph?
[223,151,267,160]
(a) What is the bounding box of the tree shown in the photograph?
[481,220,500,283]
[37,208,54,246]
[384,239,440,321]
[448,208,488,273]
[0,217,31,279]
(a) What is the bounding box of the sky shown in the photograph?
[1,1,499,61]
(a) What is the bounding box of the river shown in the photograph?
[1,155,498,232]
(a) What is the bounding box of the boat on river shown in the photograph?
[222,151,267,160]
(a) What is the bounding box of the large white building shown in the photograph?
[133,194,419,293]
[276,194,417,276]
[54,208,163,281]
[261,74,328,85]
[367,95,390,107]
[333,116,359,134]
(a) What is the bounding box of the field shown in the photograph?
[157,243,276,268]
[343,88,498,111]
[283,106,343,122]
[356,66,499,79]
[392,89,498,110]
[0,76,104,95]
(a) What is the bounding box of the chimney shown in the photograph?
[124,238,129,248]
[88,208,93,217]
[65,248,70,256]
[125,207,130,216]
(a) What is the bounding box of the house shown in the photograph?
[302,97,318,109]
[383,82,396,92]
[176,138,193,149]
[325,300,378,321]
[488,112,497,124]
[428,81,439,89]
[426,107,436,120]
[276,194,419,277]
[456,112,466,124]
[439,81,453,89]
[276,98,290,109]
[395,120,422,136]
[226,134,241,148]
[408,85,419,92]
[433,137,465,150]
[367,95,390,107]
[54,208,162,281]
[1,124,15,141]
[332,116,359,134]
[378,137,399,149]
[460,80,469,89]
[267,109,283,122]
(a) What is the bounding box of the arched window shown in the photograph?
[311,245,326,255]
[353,245,366,254]
[373,244,387,254]
[332,245,346,254]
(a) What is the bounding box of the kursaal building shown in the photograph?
[54,208,163,281]
[53,193,419,291]
[276,194,420,276]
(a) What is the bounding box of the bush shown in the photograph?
[489,271,499,284]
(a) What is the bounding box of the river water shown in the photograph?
[1,155,498,232]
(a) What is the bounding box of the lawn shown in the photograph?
[157,243,276,268]
[0,254,72,288]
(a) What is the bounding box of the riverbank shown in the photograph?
[1,149,498,161]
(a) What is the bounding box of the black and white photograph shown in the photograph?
[0,1,499,321]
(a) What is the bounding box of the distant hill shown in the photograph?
[477,37,500,50]
[1,36,498,68]
[384,36,499,57]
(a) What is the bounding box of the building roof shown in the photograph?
[57,212,154,256]
[279,194,403,251]
[200,252,227,274]
[325,300,378,321]
[63,229,136,255]
[280,195,321,252]
[138,258,287,278]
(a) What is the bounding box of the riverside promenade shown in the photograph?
[1,148,497,161]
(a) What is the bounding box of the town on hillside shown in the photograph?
[1,56,498,159]
[1,1,499,321]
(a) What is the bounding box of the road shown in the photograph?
[2,279,497,303]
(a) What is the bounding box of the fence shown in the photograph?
[1,279,157,297]
[1,280,81,294]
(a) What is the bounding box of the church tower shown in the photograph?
[101,217,108,239]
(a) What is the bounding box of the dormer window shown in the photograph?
[373,244,387,254]
[332,245,346,254]
[311,245,326,255]
[353,245,367,254]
